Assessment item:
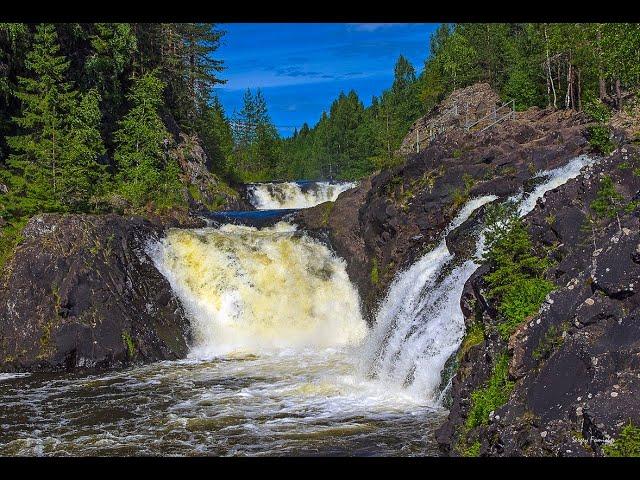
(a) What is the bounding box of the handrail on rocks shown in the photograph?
[413,98,516,154]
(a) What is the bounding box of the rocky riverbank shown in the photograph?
[436,144,640,456]
[0,213,203,372]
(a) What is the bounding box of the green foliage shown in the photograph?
[603,422,640,457]
[457,320,485,361]
[0,217,27,272]
[532,322,568,360]
[466,352,514,430]
[370,258,380,285]
[482,201,554,340]
[590,175,625,219]
[462,441,481,457]
[113,71,183,211]
[588,125,614,155]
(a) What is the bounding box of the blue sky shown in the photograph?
[213,23,439,137]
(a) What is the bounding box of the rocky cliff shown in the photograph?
[436,145,640,456]
[296,89,592,322]
[0,213,202,372]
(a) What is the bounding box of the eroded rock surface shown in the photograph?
[437,146,640,456]
[0,214,197,372]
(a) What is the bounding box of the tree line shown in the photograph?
[0,22,227,221]
[2,22,640,215]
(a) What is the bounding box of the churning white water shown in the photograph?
[247,181,357,210]
[362,155,596,403]
[149,222,367,357]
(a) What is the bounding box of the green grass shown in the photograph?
[603,422,640,457]
[465,353,514,430]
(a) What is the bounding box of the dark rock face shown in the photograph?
[437,146,640,456]
[295,90,591,322]
[0,214,194,372]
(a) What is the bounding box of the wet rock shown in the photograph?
[0,214,192,372]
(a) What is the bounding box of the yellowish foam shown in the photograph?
[153,222,368,356]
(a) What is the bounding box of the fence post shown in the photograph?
[416,129,419,153]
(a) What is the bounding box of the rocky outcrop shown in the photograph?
[398,83,502,155]
[172,133,252,212]
[437,145,640,456]
[0,213,200,372]
[296,85,592,321]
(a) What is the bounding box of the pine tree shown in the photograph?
[114,70,181,209]
[6,23,79,214]
[60,88,107,211]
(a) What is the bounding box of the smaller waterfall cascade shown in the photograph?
[246,181,357,210]
[360,155,597,403]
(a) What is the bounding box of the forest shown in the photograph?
[1,23,640,225]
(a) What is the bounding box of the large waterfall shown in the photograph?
[361,154,596,403]
[246,181,357,210]
[149,221,367,357]
[0,156,598,456]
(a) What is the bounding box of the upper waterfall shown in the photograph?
[246,181,357,210]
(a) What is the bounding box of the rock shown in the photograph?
[437,143,640,456]
[0,213,192,372]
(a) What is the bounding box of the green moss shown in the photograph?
[37,319,55,360]
[603,422,640,457]
[0,217,27,272]
[462,440,481,457]
[465,353,514,430]
[370,258,380,285]
[532,322,568,360]
[457,320,485,361]
[121,331,136,359]
[321,202,334,226]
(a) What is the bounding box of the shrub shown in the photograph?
[481,201,554,340]
[603,422,640,457]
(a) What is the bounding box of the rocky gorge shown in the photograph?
[1,83,639,456]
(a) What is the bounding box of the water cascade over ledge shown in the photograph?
[360,155,597,403]
[149,221,367,357]
[246,181,357,210]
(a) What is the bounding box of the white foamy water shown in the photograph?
[362,155,596,403]
[149,222,367,357]
[247,181,357,210]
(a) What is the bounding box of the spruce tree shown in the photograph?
[114,70,181,209]
[6,23,79,214]
[60,88,107,211]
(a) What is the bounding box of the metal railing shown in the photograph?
[412,98,516,154]
[464,99,515,133]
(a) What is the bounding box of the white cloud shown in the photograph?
[347,23,406,32]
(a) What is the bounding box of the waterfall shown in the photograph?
[361,155,596,404]
[148,221,367,358]
[247,181,357,210]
